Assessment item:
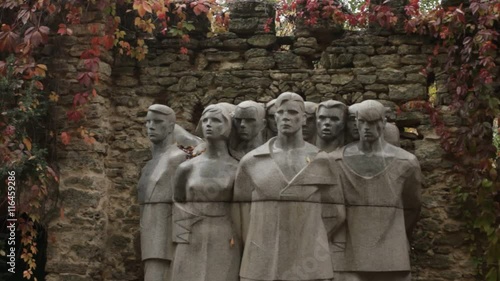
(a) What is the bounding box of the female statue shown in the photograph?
[171,104,241,281]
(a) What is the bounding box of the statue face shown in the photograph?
[317,107,345,141]
[266,105,277,133]
[201,111,226,140]
[346,112,359,140]
[302,113,316,141]
[234,107,264,141]
[275,100,304,136]
[357,116,384,143]
[146,111,173,144]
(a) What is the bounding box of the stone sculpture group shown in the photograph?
[137,92,422,281]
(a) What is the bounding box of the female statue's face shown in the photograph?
[201,111,226,140]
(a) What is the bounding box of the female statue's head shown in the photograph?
[200,104,232,140]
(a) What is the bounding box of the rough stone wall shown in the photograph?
[45,2,482,281]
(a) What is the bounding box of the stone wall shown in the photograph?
[45,2,481,281]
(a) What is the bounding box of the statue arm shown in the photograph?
[233,161,257,245]
[173,163,190,202]
[402,159,422,240]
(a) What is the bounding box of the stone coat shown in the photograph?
[234,138,340,281]
[137,145,186,261]
[330,146,422,272]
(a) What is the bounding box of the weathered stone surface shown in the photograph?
[244,57,276,70]
[331,74,354,85]
[223,38,249,50]
[377,68,406,84]
[311,75,331,83]
[248,34,277,47]
[293,47,317,55]
[365,84,388,92]
[214,73,242,86]
[316,83,336,94]
[398,44,420,54]
[353,67,377,75]
[406,73,426,83]
[229,18,259,34]
[354,35,387,46]
[331,54,354,68]
[244,48,269,59]
[273,52,308,69]
[347,46,375,55]
[178,76,198,91]
[401,54,428,65]
[291,73,309,81]
[115,76,138,87]
[199,73,215,87]
[371,54,401,68]
[357,75,377,84]
[242,77,272,88]
[388,35,427,45]
[157,77,178,86]
[339,80,363,94]
[326,46,346,54]
[270,72,290,80]
[353,54,371,67]
[155,53,177,65]
[169,61,192,72]
[389,84,427,101]
[205,51,241,61]
[376,46,398,54]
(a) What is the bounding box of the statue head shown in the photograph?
[316,100,347,142]
[266,99,278,134]
[146,104,175,144]
[302,101,318,142]
[275,92,305,136]
[356,100,387,144]
[201,104,232,140]
[347,103,362,140]
[233,101,266,141]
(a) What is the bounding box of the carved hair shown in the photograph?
[275,92,305,112]
[317,100,347,118]
[304,101,318,116]
[265,99,276,113]
[236,100,266,120]
[348,103,362,115]
[201,103,233,139]
[148,104,175,123]
[356,100,386,122]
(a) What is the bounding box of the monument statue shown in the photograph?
[234,92,339,281]
[137,104,187,281]
[315,100,347,153]
[265,99,277,140]
[330,100,422,281]
[346,103,401,146]
[229,101,267,160]
[302,101,318,144]
[171,104,241,281]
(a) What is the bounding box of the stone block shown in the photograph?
[388,84,427,101]
[294,37,319,49]
[316,83,336,94]
[377,68,405,84]
[155,53,177,66]
[214,73,242,86]
[401,54,428,65]
[353,54,371,67]
[353,67,377,75]
[205,51,241,61]
[223,38,249,50]
[242,77,272,88]
[169,61,192,72]
[293,47,317,56]
[356,75,377,85]
[178,76,198,91]
[244,57,276,70]
[371,54,401,68]
[311,75,331,83]
[248,34,277,48]
[376,46,398,54]
[244,48,269,59]
[331,54,354,68]
[157,77,178,86]
[347,46,375,55]
[291,73,309,81]
[331,74,354,85]
[398,44,420,54]
[115,76,138,87]
[365,84,388,92]
[229,18,259,35]
[274,52,308,69]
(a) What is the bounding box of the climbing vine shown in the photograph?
[0,0,498,279]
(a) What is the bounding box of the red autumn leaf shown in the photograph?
[101,35,114,49]
[61,132,71,145]
[67,110,84,122]
[15,42,32,56]
[0,25,20,52]
[77,72,95,87]
[84,57,100,72]
[57,24,73,36]
[180,47,188,55]
[73,92,88,106]
[34,80,44,90]
[191,2,209,16]
[92,88,97,97]
[17,5,34,25]
[24,26,49,47]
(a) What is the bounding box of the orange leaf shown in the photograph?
[61,132,70,145]
[60,207,65,219]
[23,137,32,151]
